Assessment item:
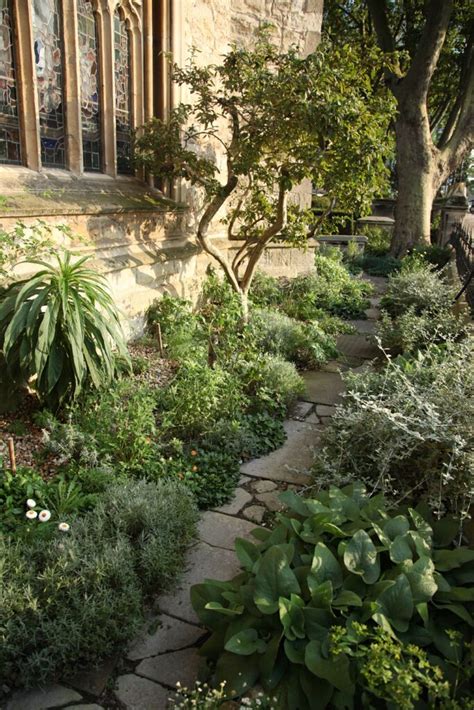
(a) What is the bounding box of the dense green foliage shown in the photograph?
[377,261,467,354]
[0,251,129,409]
[313,339,474,518]
[0,479,198,688]
[250,251,372,322]
[134,30,394,303]
[192,484,473,708]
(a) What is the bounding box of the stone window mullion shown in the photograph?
[63,0,83,173]
[13,0,41,170]
[97,3,117,177]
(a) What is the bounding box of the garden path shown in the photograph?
[5,275,387,710]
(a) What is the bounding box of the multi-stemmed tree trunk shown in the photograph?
[366,0,474,256]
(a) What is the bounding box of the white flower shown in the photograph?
[58,522,70,532]
[38,509,51,522]
[26,509,37,520]
[26,498,36,509]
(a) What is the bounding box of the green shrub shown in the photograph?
[362,225,392,256]
[0,467,46,533]
[239,353,304,414]
[71,378,159,475]
[146,293,206,361]
[378,305,469,355]
[181,448,241,509]
[202,412,286,461]
[0,251,130,409]
[0,478,197,689]
[192,483,473,708]
[354,253,401,276]
[283,251,372,320]
[414,244,451,270]
[249,308,337,368]
[157,361,247,440]
[250,272,282,309]
[313,339,474,518]
[380,264,456,318]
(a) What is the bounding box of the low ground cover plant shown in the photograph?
[0,478,198,689]
[191,483,473,708]
[313,339,474,519]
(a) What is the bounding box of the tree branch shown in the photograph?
[401,0,453,100]
[438,20,474,149]
[239,181,288,293]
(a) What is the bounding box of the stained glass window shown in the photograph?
[0,0,21,164]
[78,0,101,172]
[114,10,133,174]
[32,0,65,168]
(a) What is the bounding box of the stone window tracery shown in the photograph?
[1,0,150,178]
[78,0,101,172]
[114,9,132,174]
[0,0,21,164]
[32,0,66,168]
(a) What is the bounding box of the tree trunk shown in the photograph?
[391,108,438,257]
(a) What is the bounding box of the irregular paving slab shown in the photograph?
[240,420,319,485]
[301,370,345,405]
[364,274,388,294]
[365,307,381,320]
[127,613,205,661]
[316,404,336,417]
[213,487,253,516]
[136,647,201,690]
[346,319,376,335]
[255,491,284,512]
[337,333,380,361]
[68,705,104,710]
[290,400,314,420]
[242,505,266,523]
[114,673,168,710]
[68,655,117,697]
[198,510,258,550]
[158,542,241,624]
[6,685,82,710]
[251,479,278,493]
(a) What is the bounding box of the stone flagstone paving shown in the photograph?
[5,276,386,710]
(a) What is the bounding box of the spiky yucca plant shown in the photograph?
[0,251,130,408]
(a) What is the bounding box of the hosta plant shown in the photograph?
[191,484,473,709]
[0,251,130,408]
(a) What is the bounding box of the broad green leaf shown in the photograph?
[434,603,473,626]
[235,537,260,571]
[333,590,362,608]
[305,640,353,693]
[389,534,413,564]
[204,602,244,616]
[254,546,300,614]
[224,628,266,655]
[279,594,306,640]
[343,529,380,584]
[405,556,437,603]
[215,651,260,696]
[310,580,333,609]
[383,515,410,540]
[408,509,432,539]
[433,517,460,547]
[308,542,343,592]
[433,548,474,571]
[377,573,414,632]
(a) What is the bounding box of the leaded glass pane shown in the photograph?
[114,11,132,174]
[0,0,21,164]
[32,0,65,168]
[78,0,101,172]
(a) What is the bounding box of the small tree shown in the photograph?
[134,30,395,316]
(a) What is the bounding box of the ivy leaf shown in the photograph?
[254,546,300,614]
[344,529,380,584]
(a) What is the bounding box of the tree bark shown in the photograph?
[391,107,437,256]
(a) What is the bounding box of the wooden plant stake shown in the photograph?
[156,322,164,357]
[7,437,16,473]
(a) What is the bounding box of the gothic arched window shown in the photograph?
[32,0,66,168]
[114,9,132,175]
[0,0,21,164]
[78,0,101,172]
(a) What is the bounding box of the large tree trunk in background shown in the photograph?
[391,103,439,258]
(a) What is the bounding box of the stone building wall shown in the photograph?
[0,0,323,336]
